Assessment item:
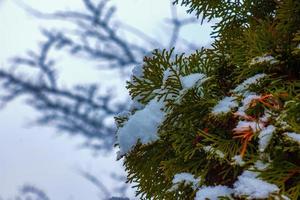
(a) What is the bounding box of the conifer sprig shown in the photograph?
[116,1,300,199]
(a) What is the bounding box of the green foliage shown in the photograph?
[117,1,300,199]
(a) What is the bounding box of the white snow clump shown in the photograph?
[195,185,233,200]
[233,74,266,94]
[117,98,165,156]
[212,96,238,115]
[180,73,207,89]
[170,172,201,191]
[233,170,279,199]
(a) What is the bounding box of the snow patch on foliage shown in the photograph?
[234,171,279,199]
[258,125,276,152]
[132,65,144,79]
[233,74,266,94]
[233,121,264,133]
[280,195,292,200]
[284,132,300,143]
[241,94,261,109]
[195,185,233,200]
[235,93,261,117]
[250,55,278,65]
[117,98,165,156]
[170,173,200,191]
[129,98,145,110]
[203,146,225,158]
[180,73,206,89]
[212,96,238,115]
[162,68,172,83]
[232,155,245,166]
[254,160,270,171]
[115,111,131,119]
[260,111,272,123]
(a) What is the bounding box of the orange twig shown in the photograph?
[250,94,280,110]
[233,127,254,157]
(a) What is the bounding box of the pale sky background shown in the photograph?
[0,0,212,199]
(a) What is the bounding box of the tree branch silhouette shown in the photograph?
[15,185,50,200]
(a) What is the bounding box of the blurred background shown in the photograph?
[0,0,212,199]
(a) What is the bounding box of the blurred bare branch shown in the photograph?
[0,31,124,150]
[167,2,198,49]
[15,185,50,200]
[15,0,149,67]
[78,170,111,199]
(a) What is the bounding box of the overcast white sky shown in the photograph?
[0,0,212,199]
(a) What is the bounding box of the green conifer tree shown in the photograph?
[115,1,300,199]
